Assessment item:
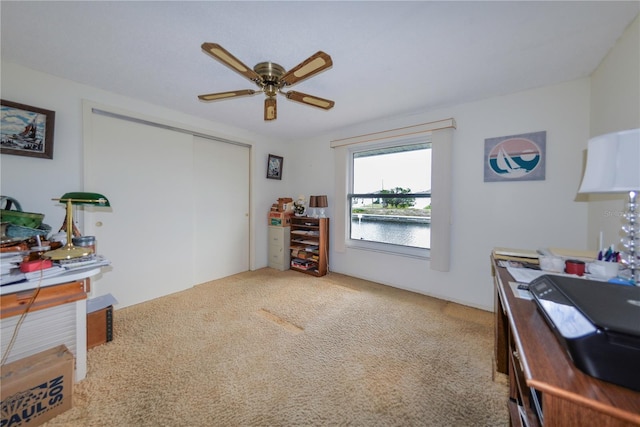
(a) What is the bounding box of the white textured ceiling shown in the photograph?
[1,1,638,142]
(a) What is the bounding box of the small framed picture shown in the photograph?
[267,154,283,180]
[1,99,55,159]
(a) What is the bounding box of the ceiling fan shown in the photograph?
[198,43,335,121]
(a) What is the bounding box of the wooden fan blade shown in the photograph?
[264,97,277,121]
[285,91,335,110]
[201,43,261,82]
[281,51,333,86]
[198,89,257,101]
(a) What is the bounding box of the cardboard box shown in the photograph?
[1,345,73,427]
[277,198,293,211]
[268,211,291,226]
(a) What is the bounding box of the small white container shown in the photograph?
[588,260,619,280]
[539,256,564,273]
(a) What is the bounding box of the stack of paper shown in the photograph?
[492,247,540,264]
[548,247,597,262]
[24,265,66,281]
[1,254,25,285]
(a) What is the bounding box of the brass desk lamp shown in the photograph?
[44,192,110,260]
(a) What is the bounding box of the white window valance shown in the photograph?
[330,118,456,148]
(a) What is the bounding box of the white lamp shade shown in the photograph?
[578,128,640,194]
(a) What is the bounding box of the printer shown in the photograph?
[529,274,640,391]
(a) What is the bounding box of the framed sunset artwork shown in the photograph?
[484,131,546,182]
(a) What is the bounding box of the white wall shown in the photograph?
[0,61,287,272]
[289,79,591,311]
[585,15,640,253]
[2,15,636,311]
[284,16,640,311]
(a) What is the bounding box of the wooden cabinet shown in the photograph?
[289,217,329,276]
[492,256,640,426]
[87,305,114,349]
[268,226,290,271]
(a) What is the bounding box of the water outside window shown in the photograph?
[350,143,431,249]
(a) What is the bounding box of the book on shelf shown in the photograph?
[291,230,319,236]
[292,252,318,261]
[291,259,316,270]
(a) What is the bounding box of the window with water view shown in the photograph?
[349,142,431,254]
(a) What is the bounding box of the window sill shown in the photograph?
[346,239,430,260]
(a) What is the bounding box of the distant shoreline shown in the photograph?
[352,212,431,224]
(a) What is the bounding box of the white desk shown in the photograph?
[0,267,103,381]
[1,265,104,295]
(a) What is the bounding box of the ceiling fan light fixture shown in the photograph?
[253,62,285,80]
[199,43,334,121]
[264,84,278,97]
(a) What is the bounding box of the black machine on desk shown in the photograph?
[529,275,640,392]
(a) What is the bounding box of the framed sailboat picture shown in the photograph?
[484,131,546,182]
[1,100,55,159]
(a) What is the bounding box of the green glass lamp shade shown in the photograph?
[60,192,110,206]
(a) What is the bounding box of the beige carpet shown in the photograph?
[45,269,508,426]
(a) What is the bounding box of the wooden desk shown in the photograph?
[492,257,640,427]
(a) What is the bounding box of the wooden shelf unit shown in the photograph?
[289,217,328,276]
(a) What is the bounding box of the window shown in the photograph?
[332,118,454,270]
[348,138,431,257]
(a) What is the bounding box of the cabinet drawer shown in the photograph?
[268,246,289,270]
[1,281,87,319]
[269,247,285,264]
[268,226,289,244]
[268,225,290,271]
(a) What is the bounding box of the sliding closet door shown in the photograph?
[84,112,195,308]
[193,136,249,283]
